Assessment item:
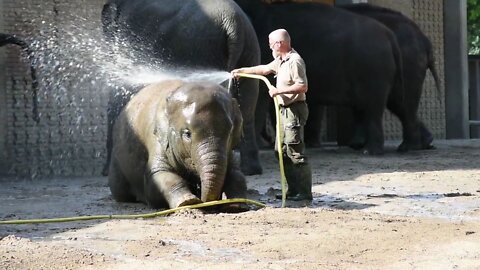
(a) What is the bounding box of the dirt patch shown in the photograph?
[1,139,480,269]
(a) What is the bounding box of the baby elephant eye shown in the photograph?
[182,129,191,140]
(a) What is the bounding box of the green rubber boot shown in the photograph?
[287,163,312,201]
[276,161,312,201]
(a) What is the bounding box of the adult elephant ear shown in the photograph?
[231,98,243,147]
[0,33,39,123]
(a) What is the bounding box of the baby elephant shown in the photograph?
[108,80,247,209]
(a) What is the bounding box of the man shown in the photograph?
[231,28,312,201]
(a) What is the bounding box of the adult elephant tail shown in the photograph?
[0,33,39,123]
[0,33,27,47]
[426,41,442,103]
[389,32,405,105]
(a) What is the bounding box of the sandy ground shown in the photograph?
[1,139,480,269]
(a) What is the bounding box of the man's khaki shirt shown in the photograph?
[266,48,308,106]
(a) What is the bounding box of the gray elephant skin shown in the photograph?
[1,33,39,122]
[108,80,247,209]
[337,3,440,152]
[234,0,403,155]
[101,0,262,175]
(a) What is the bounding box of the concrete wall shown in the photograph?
[1,0,108,177]
[444,0,469,138]
[0,0,6,173]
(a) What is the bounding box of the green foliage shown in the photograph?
[468,0,480,54]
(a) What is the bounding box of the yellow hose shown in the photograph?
[235,73,287,208]
[0,198,266,225]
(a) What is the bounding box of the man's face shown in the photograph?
[269,40,282,49]
[269,39,282,58]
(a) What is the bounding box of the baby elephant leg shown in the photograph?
[223,167,247,199]
[146,171,201,209]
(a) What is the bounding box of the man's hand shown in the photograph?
[230,68,243,79]
[269,87,279,98]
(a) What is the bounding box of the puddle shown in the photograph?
[313,184,480,221]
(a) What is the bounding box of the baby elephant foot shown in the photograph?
[241,162,263,176]
[172,193,202,208]
[218,202,251,213]
[362,147,384,155]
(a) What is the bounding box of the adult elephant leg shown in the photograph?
[387,68,434,151]
[103,87,133,176]
[419,121,434,149]
[108,160,136,202]
[387,75,430,152]
[363,107,385,155]
[336,107,355,147]
[255,82,274,148]
[237,78,262,175]
[222,164,247,199]
[146,172,202,209]
[387,97,422,152]
[103,90,119,176]
[261,101,276,148]
[304,105,325,148]
[349,109,367,150]
[405,81,434,150]
[220,163,249,212]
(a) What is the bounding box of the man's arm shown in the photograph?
[231,64,274,78]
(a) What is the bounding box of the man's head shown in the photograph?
[268,29,291,57]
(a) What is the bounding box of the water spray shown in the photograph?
[233,73,287,208]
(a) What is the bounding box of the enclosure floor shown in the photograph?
[1,139,480,269]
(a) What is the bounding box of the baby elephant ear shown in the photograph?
[231,98,244,147]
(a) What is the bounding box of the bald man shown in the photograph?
[231,29,312,201]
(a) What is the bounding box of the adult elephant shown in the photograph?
[234,0,403,154]
[101,0,262,175]
[338,3,440,152]
[0,33,39,123]
[109,80,247,209]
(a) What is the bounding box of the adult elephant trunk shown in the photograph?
[0,33,39,123]
[195,141,228,202]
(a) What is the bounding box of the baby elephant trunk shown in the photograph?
[197,148,228,202]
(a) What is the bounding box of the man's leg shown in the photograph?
[276,103,312,201]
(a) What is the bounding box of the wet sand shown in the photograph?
[1,139,480,269]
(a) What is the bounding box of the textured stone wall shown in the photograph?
[0,0,108,177]
[0,0,6,173]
